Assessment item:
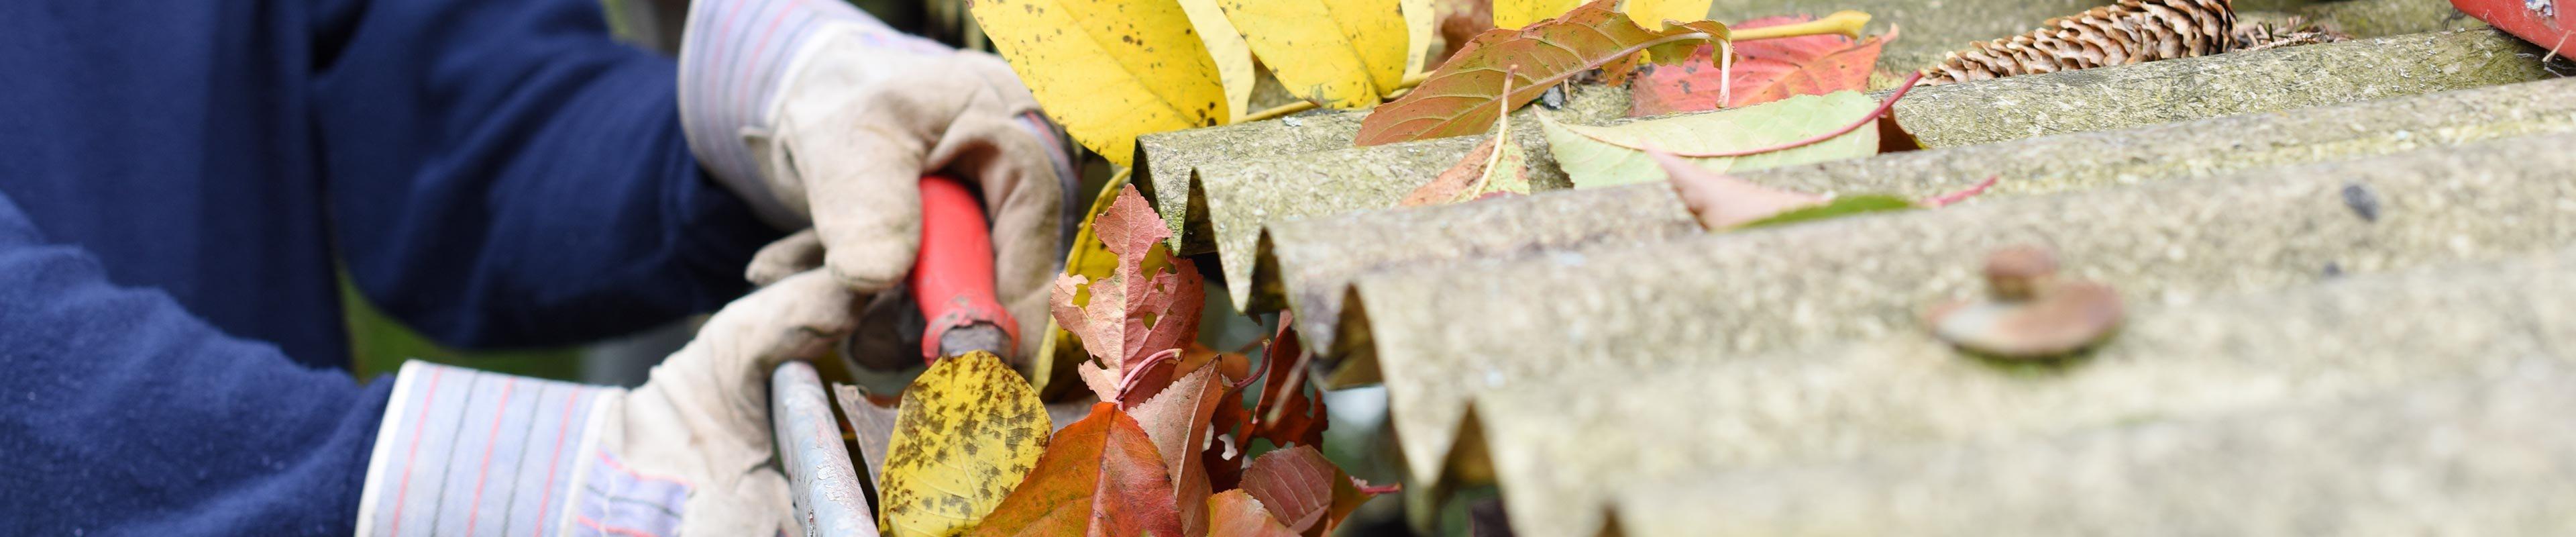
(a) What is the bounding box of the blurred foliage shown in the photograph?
[341,274,582,381]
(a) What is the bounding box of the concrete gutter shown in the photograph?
[1352,129,2576,511]
[1278,75,2576,381]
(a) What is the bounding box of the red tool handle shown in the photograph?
[909,174,1018,364]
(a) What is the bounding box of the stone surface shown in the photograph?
[1607,358,2576,536]
[1267,76,2576,373]
[1134,86,1633,255]
[1472,248,2576,536]
[1887,29,2552,148]
[1354,130,2576,511]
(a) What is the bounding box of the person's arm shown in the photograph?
[307,0,784,349]
[0,191,386,534]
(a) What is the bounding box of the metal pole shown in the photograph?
[771,360,878,536]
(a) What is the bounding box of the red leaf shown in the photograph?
[1355,0,1715,146]
[1237,446,1385,537]
[1652,148,1827,229]
[969,403,1185,537]
[1207,490,1300,537]
[1248,313,1326,448]
[1630,17,1892,115]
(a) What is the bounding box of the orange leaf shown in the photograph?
[1354,0,1717,146]
[970,403,1184,537]
[1207,490,1300,537]
[1631,16,1891,115]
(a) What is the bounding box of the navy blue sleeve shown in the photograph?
[309,0,786,349]
[0,191,388,535]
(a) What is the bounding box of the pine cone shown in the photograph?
[1922,0,2236,85]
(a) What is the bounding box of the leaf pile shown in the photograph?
[938,186,1387,536]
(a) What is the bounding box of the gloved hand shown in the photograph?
[677,0,1070,362]
[354,270,859,536]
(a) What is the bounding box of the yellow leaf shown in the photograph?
[1493,0,1580,29]
[1218,0,1411,108]
[1401,0,1435,77]
[1622,0,1712,32]
[1177,0,1258,121]
[877,352,1052,537]
[972,0,1228,166]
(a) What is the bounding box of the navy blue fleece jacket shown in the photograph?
[0,0,782,532]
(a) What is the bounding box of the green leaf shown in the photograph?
[1539,91,1879,189]
[1734,194,1916,228]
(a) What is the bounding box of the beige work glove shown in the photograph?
[355,271,859,537]
[678,1,1069,363]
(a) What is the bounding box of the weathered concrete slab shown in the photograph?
[1184,29,2553,299]
[1608,357,2576,537]
[1354,130,2576,511]
[1269,76,2576,373]
[1890,28,2551,148]
[1134,85,1633,255]
[1472,249,2576,536]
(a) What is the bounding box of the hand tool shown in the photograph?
[771,173,1020,536]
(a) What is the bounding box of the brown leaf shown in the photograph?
[1401,70,1534,207]
[1630,17,1890,115]
[1237,446,1385,537]
[969,403,1184,537]
[1652,148,1827,229]
[1248,314,1326,448]
[1434,0,1496,62]
[1354,0,1723,146]
[1129,362,1227,536]
[1207,490,1301,537]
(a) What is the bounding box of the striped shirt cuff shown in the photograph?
[677,0,947,226]
[356,362,684,537]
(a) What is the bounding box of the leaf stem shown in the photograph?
[1730,10,1871,41]
[1648,70,1925,158]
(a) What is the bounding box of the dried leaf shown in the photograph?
[1129,362,1228,536]
[1493,0,1580,29]
[1658,148,2001,230]
[1401,72,1533,207]
[1354,0,1722,146]
[1623,0,1713,32]
[1631,17,1890,115]
[971,0,1228,166]
[969,403,1185,537]
[879,352,1052,537]
[1238,446,1383,537]
[1051,185,1205,403]
[831,383,904,491]
[1208,490,1301,537]
[1177,0,1259,121]
[1434,0,1496,61]
[1541,91,1879,189]
[1219,0,1415,108]
[1248,314,1326,448]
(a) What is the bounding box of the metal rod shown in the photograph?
[771,360,877,536]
